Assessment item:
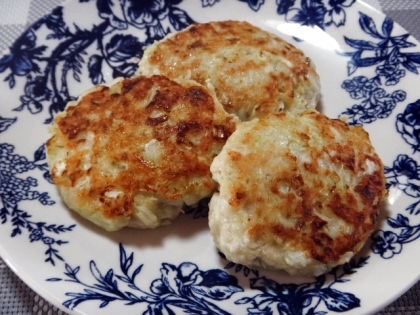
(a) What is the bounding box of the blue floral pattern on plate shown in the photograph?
[47,244,364,314]
[48,244,244,314]
[370,100,420,259]
[276,0,355,28]
[340,13,420,125]
[1,0,420,314]
[0,139,74,265]
[0,1,194,124]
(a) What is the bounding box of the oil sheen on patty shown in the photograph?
[46,75,238,231]
[209,111,387,276]
[137,20,321,121]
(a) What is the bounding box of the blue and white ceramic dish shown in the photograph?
[1,0,420,314]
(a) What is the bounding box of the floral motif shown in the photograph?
[0,29,46,88]
[49,244,243,313]
[236,257,367,315]
[0,142,74,265]
[239,0,266,11]
[97,0,195,41]
[104,34,143,78]
[1,0,420,312]
[203,0,355,23]
[340,13,420,125]
[371,215,420,259]
[372,153,420,259]
[370,92,420,260]
[396,99,420,152]
[324,0,355,27]
[0,116,17,133]
[0,1,194,124]
[202,0,221,7]
[343,13,420,78]
[281,0,327,28]
[97,0,170,33]
[219,251,260,278]
[385,154,420,214]
[0,143,51,205]
[15,75,52,115]
[203,0,265,11]
[385,154,420,198]
[341,75,406,124]
[371,229,403,259]
[276,0,355,29]
[0,117,74,265]
[50,244,366,314]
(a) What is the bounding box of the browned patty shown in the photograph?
[209,111,387,275]
[46,75,238,231]
[138,20,321,121]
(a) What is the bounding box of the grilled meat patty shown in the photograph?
[137,20,321,121]
[209,111,386,276]
[46,75,238,231]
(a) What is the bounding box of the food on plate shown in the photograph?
[46,75,238,231]
[137,20,321,121]
[45,18,386,277]
[208,110,387,276]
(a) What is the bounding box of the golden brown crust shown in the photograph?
[139,20,320,120]
[246,118,383,263]
[210,111,387,269]
[47,75,237,224]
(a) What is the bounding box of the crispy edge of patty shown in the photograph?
[209,111,387,274]
[46,75,238,231]
[138,20,320,120]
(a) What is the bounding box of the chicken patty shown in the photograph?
[46,75,238,231]
[137,20,321,121]
[209,111,386,276]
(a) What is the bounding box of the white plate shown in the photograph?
[1,0,420,314]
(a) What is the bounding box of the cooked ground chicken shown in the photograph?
[137,20,321,121]
[46,75,238,231]
[209,111,386,276]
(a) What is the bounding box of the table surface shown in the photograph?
[1,0,420,314]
